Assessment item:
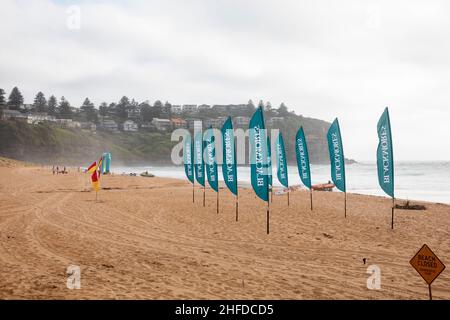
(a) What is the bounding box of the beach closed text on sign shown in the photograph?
[410,244,445,285]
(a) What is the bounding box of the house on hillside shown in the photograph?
[186,118,202,130]
[27,113,56,125]
[123,119,138,132]
[140,121,156,131]
[19,104,34,111]
[204,117,226,128]
[98,118,119,132]
[171,105,182,114]
[1,109,27,121]
[198,104,211,111]
[170,118,187,129]
[182,105,197,113]
[55,119,81,129]
[80,122,97,132]
[151,118,172,132]
[234,116,250,128]
[127,107,141,120]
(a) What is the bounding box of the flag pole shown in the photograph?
[192,182,195,203]
[266,199,270,235]
[203,185,206,207]
[287,189,290,206]
[429,284,432,300]
[344,192,347,218]
[310,189,313,211]
[95,191,98,202]
[216,189,219,214]
[391,197,395,229]
[235,194,239,221]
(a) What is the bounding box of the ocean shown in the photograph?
[112,162,450,204]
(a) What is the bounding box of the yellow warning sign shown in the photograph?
[410,244,445,285]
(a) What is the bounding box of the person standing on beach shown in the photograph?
[52,165,55,175]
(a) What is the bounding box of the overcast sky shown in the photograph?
[1,0,449,161]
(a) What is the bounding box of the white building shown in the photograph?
[1,109,27,121]
[123,119,138,132]
[235,116,250,127]
[98,118,119,132]
[204,117,227,128]
[127,107,141,119]
[171,105,182,114]
[27,113,56,125]
[55,119,81,129]
[182,104,198,113]
[151,118,172,131]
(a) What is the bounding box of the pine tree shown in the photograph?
[7,87,24,110]
[48,95,57,116]
[140,101,153,122]
[33,92,47,113]
[80,97,97,122]
[278,102,289,116]
[246,99,256,116]
[59,96,72,118]
[162,101,172,117]
[116,96,130,119]
[153,100,163,118]
[99,102,108,117]
[258,100,264,109]
[0,88,5,106]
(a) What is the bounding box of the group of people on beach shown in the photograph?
[52,165,68,175]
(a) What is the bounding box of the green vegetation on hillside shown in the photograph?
[0,115,347,166]
[0,120,176,165]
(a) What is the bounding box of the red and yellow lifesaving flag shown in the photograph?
[91,169,100,192]
[87,162,97,174]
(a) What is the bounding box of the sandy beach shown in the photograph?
[0,160,448,300]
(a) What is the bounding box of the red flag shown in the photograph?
[87,162,97,174]
[91,170,100,192]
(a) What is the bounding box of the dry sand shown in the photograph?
[0,161,449,299]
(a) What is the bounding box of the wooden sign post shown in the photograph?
[409,244,446,300]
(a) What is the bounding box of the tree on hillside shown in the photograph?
[7,87,24,110]
[257,100,264,110]
[162,101,172,118]
[48,95,57,116]
[0,89,5,106]
[278,102,289,117]
[80,97,97,122]
[152,100,163,118]
[99,102,108,118]
[33,92,47,113]
[246,99,256,116]
[140,101,153,122]
[116,96,130,120]
[59,96,72,118]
